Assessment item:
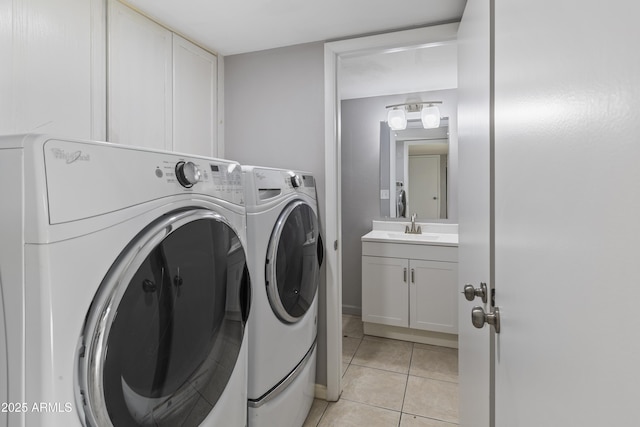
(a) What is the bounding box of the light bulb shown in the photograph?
[387,108,407,130]
[421,105,440,129]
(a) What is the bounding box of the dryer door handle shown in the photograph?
[240,264,252,324]
[317,234,324,268]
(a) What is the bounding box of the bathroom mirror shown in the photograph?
[380,119,449,219]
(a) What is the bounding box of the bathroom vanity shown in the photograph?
[361,221,458,348]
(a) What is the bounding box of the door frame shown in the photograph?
[323,23,459,401]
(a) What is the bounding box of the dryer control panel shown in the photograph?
[42,138,244,225]
[248,167,316,204]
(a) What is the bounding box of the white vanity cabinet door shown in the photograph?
[409,260,458,334]
[108,0,173,150]
[362,256,409,328]
[173,35,218,157]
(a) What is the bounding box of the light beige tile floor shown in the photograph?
[303,315,459,427]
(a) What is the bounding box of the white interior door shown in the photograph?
[493,0,640,425]
[408,155,440,218]
[457,0,492,426]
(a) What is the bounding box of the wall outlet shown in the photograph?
[380,189,390,200]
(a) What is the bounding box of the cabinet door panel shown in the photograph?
[173,35,217,157]
[410,260,458,334]
[5,0,99,139]
[362,256,408,327]
[108,0,172,149]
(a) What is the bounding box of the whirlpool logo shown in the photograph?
[51,148,91,164]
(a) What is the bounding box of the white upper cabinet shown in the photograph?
[173,35,218,157]
[1,0,105,139]
[108,0,173,150]
[107,1,218,156]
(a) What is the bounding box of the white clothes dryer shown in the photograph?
[242,166,323,427]
[0,134,251,427]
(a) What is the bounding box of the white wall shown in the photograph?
[340,89,458,315]
[224,41,328,384]
[224,42,325,177]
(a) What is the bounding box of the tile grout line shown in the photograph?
[339,396,404,414]
[401,409,460,426]
[312,401,329,427]
[316,320,355,427]
[408,346,460,384]
[348,361,411,376]
[343,327,365,362]
[397,341,415,427]
[408,374,459,385]
[314,321,359,427]
[333,318,460,426]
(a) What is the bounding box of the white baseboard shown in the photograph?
[341,305,361,316]
[363,322,458,348]
[314,384,327,400]
[313,383,341,402]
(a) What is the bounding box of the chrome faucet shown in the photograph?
[405,213,422,234]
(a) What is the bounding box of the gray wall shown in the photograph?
[341,89,458,315]
[224,42,328,384]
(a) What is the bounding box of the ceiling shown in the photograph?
[339,42,458,100]
[123,0,467,56]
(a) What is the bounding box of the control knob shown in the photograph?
[290,173,302,188]
[175,161,201,188]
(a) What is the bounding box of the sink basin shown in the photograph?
[361,222,459,246]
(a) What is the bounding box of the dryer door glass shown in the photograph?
[79,210,251,427]
[266,201,320,323]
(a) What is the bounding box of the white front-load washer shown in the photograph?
[242,166,323,427]
[0,134,251,427]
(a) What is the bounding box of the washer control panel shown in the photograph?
[157,159,242,199]
[43,139,244,225]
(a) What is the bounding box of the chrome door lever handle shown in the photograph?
[471,306,501,333]
[463,282,488,303]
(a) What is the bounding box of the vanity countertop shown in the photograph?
[361,221,459,247]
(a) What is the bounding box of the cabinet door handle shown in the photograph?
[411,268,415,283]
[403,268,407,282]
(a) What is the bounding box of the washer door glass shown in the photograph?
[266,201,320,323]
[78,210,250,427]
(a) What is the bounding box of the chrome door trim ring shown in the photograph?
[265,200,317,324]
[248,337,317,409]
[76,208,238,427]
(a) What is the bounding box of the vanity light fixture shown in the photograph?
[385,101,443,130]
[420,104,441,129]
[387,108,407,130]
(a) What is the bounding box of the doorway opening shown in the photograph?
[323,23,460,402]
